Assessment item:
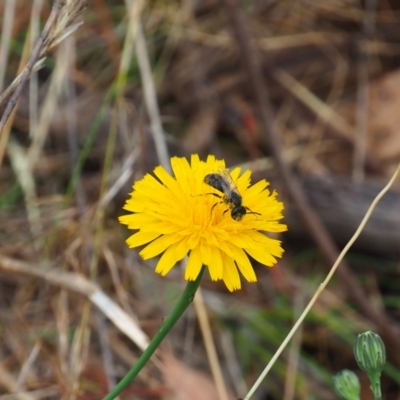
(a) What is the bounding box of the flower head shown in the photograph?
[119,155,287,291]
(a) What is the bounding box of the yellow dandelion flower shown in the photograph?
[119,154,287,291]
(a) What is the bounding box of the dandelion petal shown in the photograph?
[140,234,181,259]
[126,231,161,248]
[230,246,257,282]
[155,241,188,276]
[185,246,203,281]
[221,253,241,292]
[245,241,283,267]
[208,246,223,280]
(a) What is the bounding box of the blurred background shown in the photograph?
[1,0,400,399]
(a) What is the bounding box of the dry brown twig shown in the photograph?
[0,0,87,135]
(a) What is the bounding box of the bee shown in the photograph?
[204,169,261,221]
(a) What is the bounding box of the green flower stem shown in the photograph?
[371,383,382,400]
[102,266,205,400]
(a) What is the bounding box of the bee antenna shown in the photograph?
[245,207,261,216]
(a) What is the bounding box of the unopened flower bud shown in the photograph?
[354,331,386,376]
[354,331,386,399]
[333,370,360,400]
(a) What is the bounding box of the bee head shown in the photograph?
[231,206,247,221]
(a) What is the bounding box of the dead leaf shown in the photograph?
[162,352,234,400]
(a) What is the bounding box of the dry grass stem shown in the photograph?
[274,69,355,141]
[0,0,16,93]
[131,6,170,170]
[27,46,68,169]
[194,290,229,400]
[0,386,59,400]
[0,255,149,352]
[0,0,86,130]
[7,138,43,248]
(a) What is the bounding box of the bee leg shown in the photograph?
[210,201,222,213]
[209,200,226,219]
[205,192,223,199]
[206,194,223,218]
[192,192,223,199]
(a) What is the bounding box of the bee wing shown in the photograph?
[217,168,240,193]
[205,168,239,195]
